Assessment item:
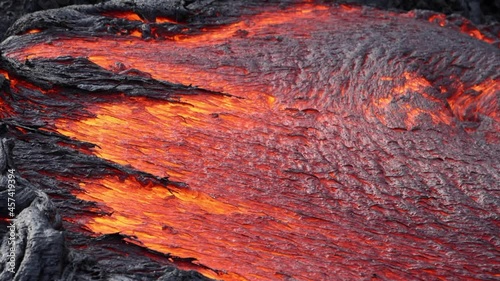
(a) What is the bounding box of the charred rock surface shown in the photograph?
[340,0,500,24]
[0,138,65,281]
[0,0,499,280]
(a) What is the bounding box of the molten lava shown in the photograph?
[1,1,499,281]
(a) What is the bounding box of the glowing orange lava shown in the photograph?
[448,79,500,123]
[0,69,9,80]
[102,11,144,22]
[460,22,495,44]
[25,29,42,34]
[3,3,499,281]
[155,16,178,24]
[428,14,446,27]
[24,7,361,279]
[373,72,454,128]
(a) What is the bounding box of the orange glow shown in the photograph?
[392,72,432,94]
[461,23,494,44]
[51,66,489,279]
[426,13,496,44]
[39,6,368,275]
[7,3,332,59]
[0,69,10,80]
[26,29,41,34]
[376,72,499,127]
[4,4,335,97]
[0,70,13,117]
[9,77,45,94]
[339,4,361,12]
[75,176,254,280]
[171,4,329,44]
[428,14,446,27]
[130,30,142,38]
[102,11,144,22]
[4,3,499,280]
[55,91,277,179]
[156,16,177,24]
[102,11,180,25]
[374,72,454,128]
[72,169,340,281]
[448,79,499,123]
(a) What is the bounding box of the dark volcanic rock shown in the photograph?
[338,0,500,23]
[0,138,66,281]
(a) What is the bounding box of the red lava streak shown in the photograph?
[102,11,144,22]
[1,2,499,281]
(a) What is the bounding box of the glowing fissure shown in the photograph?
[426,13,498,44]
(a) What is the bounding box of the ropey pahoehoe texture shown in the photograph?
[0,0,499,280]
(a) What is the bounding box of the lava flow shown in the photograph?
[0,1,499,281]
